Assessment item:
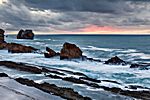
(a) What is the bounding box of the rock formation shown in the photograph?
[105,56,126,65]
[44,47,58,58]
[0,29,5,43]
[60,42,82,59]
[17,29,34,39]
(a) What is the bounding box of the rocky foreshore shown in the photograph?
[0,61,150,100]
[0,29,150,99]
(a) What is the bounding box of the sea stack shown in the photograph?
[17,29,34,39]
[0,29,5,43]
[60,42,82,59]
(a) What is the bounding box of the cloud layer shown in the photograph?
[0,0,149,33]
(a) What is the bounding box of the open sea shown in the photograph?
[0,35,150,99]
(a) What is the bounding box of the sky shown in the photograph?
[0,0,150,34]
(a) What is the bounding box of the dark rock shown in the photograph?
[0,73,8,77]
[130,63,150,69]
[63,77,101,88]
[0,61,42,74]
[79,77,101,83]
[7,43,37,53]
[42,68,65,75]
[44,47,57,58]
[15,78,91,100]
[105,56,126,65]
[0,29,6,43]
[99,86,150,100]
[0,42,37,53]
[101,80,121,84]
[17,29,34,39]
[60,42,82,59]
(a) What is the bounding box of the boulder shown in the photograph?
[60,42,82,59]
[105,56,126,65]
[17,29,34,39]
[44,47,58,58]
[0,29,5,43]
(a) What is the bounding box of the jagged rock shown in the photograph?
[0,29,6,43]
[105,56,126,65]
[60,42,82,59]
[17,29,34,39]
[0,73,8,77]
[44,47,58,58]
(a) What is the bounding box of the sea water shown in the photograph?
[1,35,150,88]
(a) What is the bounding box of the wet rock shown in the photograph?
[0,61,42,74]
[101,80,121,84]
[105,56,126,65]
[0,73,8,77]
[42,68,65,75]
[79,77,101,83]
[130,63,150,69]
[15,78,91,100]
[0,42,37,53]
[17,29,34,39]
[60,42,82,59]
[44,47,58,58]
[100,86,150,100]
[7,43,37,53]
[81,56,101,63]
[0,29,6,43]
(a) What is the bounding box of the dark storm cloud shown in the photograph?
[0,0,149,32]
[24,0,132,14]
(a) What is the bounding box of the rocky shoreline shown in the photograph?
[0,61,150,99]
[0,29,150,99]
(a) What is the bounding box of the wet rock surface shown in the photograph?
[0,42,37,53]
[60,42,82,59]
[15,78,91,100]
[0,29,5,43]
[17,29,34,39]
[0,61,150,99]
[0,61,42,74]
[130,63,150,69]
[105,56,126,65]
[44,47,59,58]
[0,73,8,77]
[0,29,37,53]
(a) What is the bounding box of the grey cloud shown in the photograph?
[0,0,149,32]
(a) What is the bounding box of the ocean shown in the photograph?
[1,35,150,99]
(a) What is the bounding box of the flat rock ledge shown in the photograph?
[0,61,150,99]
[15,78,91,100]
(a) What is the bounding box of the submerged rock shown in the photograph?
[105,56,126,65]
[0,29,6,43]
[44,47,58,58]
[17,29,34,39]
[60,42,82,59]
[130,63,150,69]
